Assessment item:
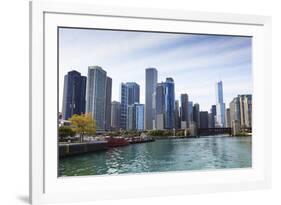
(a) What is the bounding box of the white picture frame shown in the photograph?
[29,1,272,204]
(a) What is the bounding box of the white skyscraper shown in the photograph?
[215,81,226,127]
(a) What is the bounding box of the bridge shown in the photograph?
[198,127,232,136]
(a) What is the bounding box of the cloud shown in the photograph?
[59,28,252,111]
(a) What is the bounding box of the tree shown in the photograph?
[69,113,96,142]
[58,126,76,141]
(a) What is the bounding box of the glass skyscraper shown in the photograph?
[120,82,140,130]
[86,66,111,130]
[164,78,175,129]
[215,81,226,127]
[62,70,86,120]
[145,68,158,130]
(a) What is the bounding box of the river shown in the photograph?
[59,136,251,176]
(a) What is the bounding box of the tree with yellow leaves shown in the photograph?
[69,113,96,142]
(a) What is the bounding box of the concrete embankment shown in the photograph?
[59,141,108,158]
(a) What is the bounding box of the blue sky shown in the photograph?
[59,28,252,111]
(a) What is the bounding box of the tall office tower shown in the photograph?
[164,78,175,129]
[155,82,165,130]
[199,111,209,128]
[62,70,86,120]
[229,97,241,125]
[225,108,231,127]
[180,94,189,128]
[111,101,121,130]
[120,83,128,130]
[145,68,158,130]
[208,105,216,128]
[229,97,241,134]
[126,82,140,105]
[126,103,144,131]
[208,113,214,128]
[120,82,140,130]
[188,101,193,125]
[135,104,144,131]
[127,104,136,130]
[174,100,180,129]
[105,77,112,131]
[215,81,226,127]
[86,66,108,130]
[193,103,200,128]
[239,95,252,128]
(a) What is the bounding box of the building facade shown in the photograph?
[62,70,86,120]
[164,78,175,129]
[85,66,110,130]
[215,81,226,127]
[180,94,189,128]
[120,82,140,130]
[193,103,200,129]
[105,77,112,131]
[145,68,158,130]
[111,101,121,130]
[199,111,209,128]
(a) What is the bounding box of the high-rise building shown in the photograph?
[135,104,144,131]
[174,100,180,129]
[105,77,112,131]
[145,68,158,130]
[188,101,193,125]
[180,94,189,128]
[215,81,226,127]
[62,70,86,120]
[229,97,241,128]
[225,108,231,127]
[126,103,144,131]
[86,66,110,130]
[127,104,136,130]
[200,111,209,128]
[120,82,140,130]
[164,78,175,129]
[111,101,121,130]
[193,103,200,128]
[208,105,216,128]
[155,82,165,130]
[208,113,214,128]
[239,95,252,128]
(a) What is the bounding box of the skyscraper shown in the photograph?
[105,77,112,131]
[135,104,144,131]
[120,82,140,130]
[62,70,86,120]
[174,100,180,129]
[180,94,189,128]
[86,66,110,130]
[188,101,193,125]
[126,103,144,131]
[209,105,216,128]
[145,68,158,130]
[215,81,226,127]
[155,82,165,130]
[200,111,209,128]
[111,101,121,130]
[164,78,175,129]
[229,97,241,126]
[239,95,252,128]
[193,103,200,128]
[225,108,231,127]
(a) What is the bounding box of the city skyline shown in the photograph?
[59,28,252,112]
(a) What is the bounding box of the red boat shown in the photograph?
[105,136,129,147]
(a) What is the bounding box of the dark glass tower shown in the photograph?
[62,70,86,120]
[164,78,175,129]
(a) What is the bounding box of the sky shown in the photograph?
[59,28,252,112]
